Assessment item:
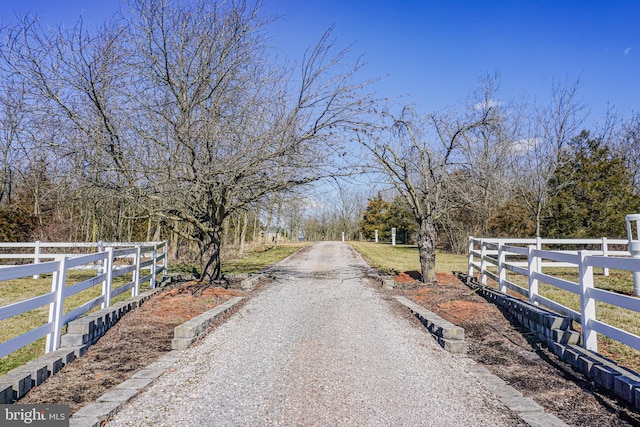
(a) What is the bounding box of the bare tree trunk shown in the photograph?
[252,208,259,243]
[239,211,248,255]
[536,204,542,238]
[417,218,437,283]
[221,217,229,248]
[90,206,99,242]
[233,213,241,246]
[274,195,283,247]
[263,195,275,245]
[146,215,153,242]
[171,221,180,259]
[200,227,223,281]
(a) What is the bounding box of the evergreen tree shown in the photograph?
[545,131,640,238]
[486,190,537,238]
[360,194,392,241]
[359,194,417,243]
[387,196,418,244]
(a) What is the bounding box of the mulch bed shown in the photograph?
[392,272,640,427]
[15,271,640,426]
[18,282,244,414]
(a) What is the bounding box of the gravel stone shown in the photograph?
[105,242,523,426]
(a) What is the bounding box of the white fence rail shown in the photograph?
[468,237,640,354]
[0,241,168,359]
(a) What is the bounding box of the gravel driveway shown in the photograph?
[105,242,521,426]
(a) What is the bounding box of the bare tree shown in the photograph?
[619,113,640,193]
[516,79,587,236]
[1,0,373,277]
[123,0,374,280]
[334,185,366,241]
[360,91,499,281]
[440,73,524,250]
[0,73,28,206]
[1,11,141,244]
[293,184,366,242]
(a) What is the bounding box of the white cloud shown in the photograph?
[624,47,632,55]
[474,99,502,111]
[511,138,539,154]
[301,197,324,211]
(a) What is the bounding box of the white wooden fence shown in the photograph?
[0,241,168,359]
[468,237,640,354]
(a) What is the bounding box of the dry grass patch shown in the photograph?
[351,242,640,373]
[221,242,310,275]
[495,268,640,372]
[348,242,467,276]
[1,243,306,375]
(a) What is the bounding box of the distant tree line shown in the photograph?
[359,124,640,247]
[1,2,638,283]
[0,0,376,281]
[358,75,640,281]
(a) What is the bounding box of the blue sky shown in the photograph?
[1,0,638,125]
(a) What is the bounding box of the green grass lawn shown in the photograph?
[0,242,309,375]
[348,241,467,275]
[3,240,638,375]
[349,241,639,371]
[221,242,310,275]
[0,269,153,375]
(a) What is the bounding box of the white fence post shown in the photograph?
[162,240,168,276]
[102,247,114,309]
[468,237,474,276]
[133,245,141,297]
[579,250,597,352]
[97,240,105,273]
[33,240,41,279]
[498,242,506,293]
[480,240,487,285]
[602,237,609,277]
[151,246,158,288]
[626,215,640,296]
[46,258,67,353]
[528,245,539,305]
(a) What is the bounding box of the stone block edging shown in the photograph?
[240,274,264,291]
[394,295,569,424]
[0,277,188,404]
[68,351,184,427]
[394,296,467,354]
[468,360,569,426]
[171,296,244,350]
[456,272,640,411]
[0,287,164,404]
[70,295,245,426]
